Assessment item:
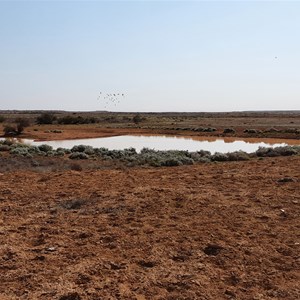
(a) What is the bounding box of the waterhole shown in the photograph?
[2,135,299,153]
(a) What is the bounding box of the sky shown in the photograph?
[0,1,299,112]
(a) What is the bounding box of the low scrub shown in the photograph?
[256,146,300,157]
[36,113,57,124]
[57,115,98,125]
[1,140,300,167]
[223,128,236,134]
[244,129,261,134]
[38,144,53,153]
[69,152,89,159]
[71,145,95,155]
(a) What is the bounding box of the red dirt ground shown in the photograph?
[0,156,299,299]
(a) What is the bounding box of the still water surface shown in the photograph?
[5,135,300,153]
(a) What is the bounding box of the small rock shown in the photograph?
[45,247,56,252]
[279,209,288,217]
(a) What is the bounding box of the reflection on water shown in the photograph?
[2,135,299,153]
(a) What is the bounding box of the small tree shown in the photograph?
[3,125,17,136]
[3,118,30,136]
[36,113,56,124]
[0,115,5,123]
[15,118,30,134]
[132,114,143,124]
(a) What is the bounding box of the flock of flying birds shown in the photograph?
[97,92,125,109]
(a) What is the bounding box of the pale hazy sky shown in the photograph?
[0,1,299,112]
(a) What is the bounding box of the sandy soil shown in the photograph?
[0,156,299,299]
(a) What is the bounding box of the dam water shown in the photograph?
[2,135,299,153]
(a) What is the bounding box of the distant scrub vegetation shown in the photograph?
[1,140,299,167]
[36,113,57,124]
[57,115,98,125]
[34,113,147,125]
[2,118,30,136]
[35,113,98,125]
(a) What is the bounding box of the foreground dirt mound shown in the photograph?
[0,156,299,299]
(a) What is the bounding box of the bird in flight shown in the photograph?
[97,91,125,110]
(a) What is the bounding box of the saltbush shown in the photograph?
[57,147,71,154]
[227,151,250,161]
[71,145,94,155]
[36,113,57,124]
[211,152,228,162]
[0,145,10,151]
[38,144,53,153]
[256,146,300,157]
[3,139,300,167]
[58,115,97,125]
[223,128,236,134]
[10,147,30,156]
[69,152,89,159]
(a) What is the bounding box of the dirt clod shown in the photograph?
[278,177,297,183]
[203,244,223,256]
[58,292,81,300]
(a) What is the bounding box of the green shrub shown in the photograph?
[3,125,17,136]
[69,152,89,159]
[38,144,53,153]
[283,128,300,134]
[57,147,71,154]
[0,145,10,151]
[70,163,83,171]
[244,129,258,134]
[197,150,211,157]
[36,113,57,124]
[58,115,97,125]
[227,151,250,161]
[2,139,14,146]
[264,127,279,133]
[132,114,143,124]
[211,152,228,161]
[27,146,42,154]
[71,145,94,155]
[54,150,65,157]
[223,128,236,134]
[10,147,30,156]
[256,146,299,157]
[15,118,30,134]
[162,158,183,167]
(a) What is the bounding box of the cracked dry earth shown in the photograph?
[0,156,299,300]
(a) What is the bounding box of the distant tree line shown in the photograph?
[1,113,146,136]
[36,113,145,125]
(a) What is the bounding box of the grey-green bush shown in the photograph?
[69,152,89,159]
[38,144,53,153]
